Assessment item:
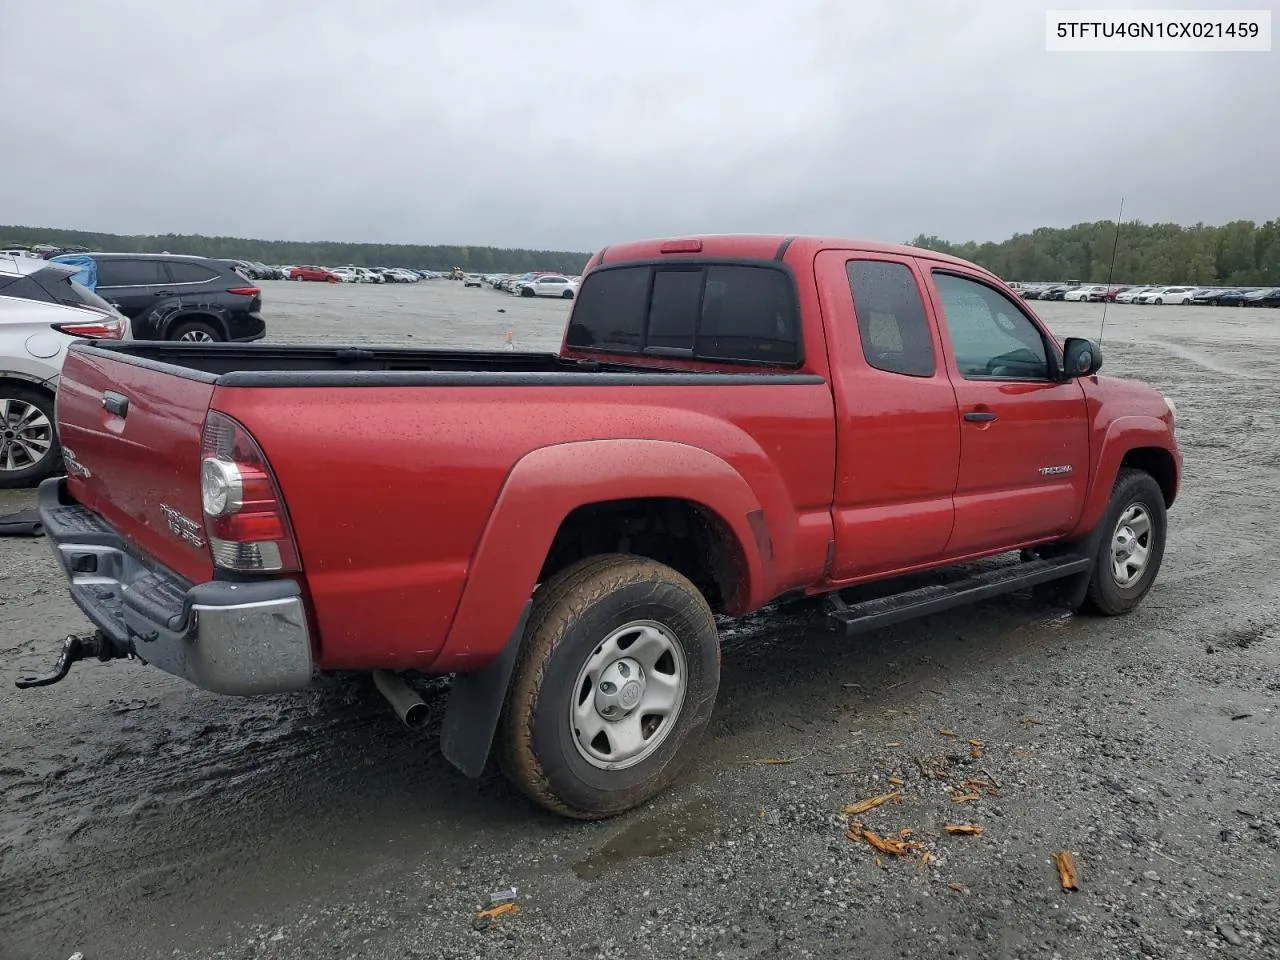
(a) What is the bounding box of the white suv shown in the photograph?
[1,255,130,487]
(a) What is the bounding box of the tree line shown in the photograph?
[0,225,593,275]
[6,218,1279,286]
[909,218,1280,286]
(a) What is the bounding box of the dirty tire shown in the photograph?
[1081,467,1167,616]
[0,385,61,488]
[496,554,720,820]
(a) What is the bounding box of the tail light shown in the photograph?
[199,411,300,573]
[226,287,260,297]
[52,316,126,340]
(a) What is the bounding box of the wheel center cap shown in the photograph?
[618,680,642,710]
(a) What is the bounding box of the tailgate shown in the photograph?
[56,346,215,583]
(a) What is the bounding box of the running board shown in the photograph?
[825,555,1092,635]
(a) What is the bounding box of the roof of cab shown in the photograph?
[592,234,996,278]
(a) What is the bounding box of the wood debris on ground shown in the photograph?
[938,728,960,737]
[1021,716,1045,725]
[949,788,982,803]
[968,738,984,760]
[944,824,985,835]
[743,751,812,765]
[887,776,906,786]
[859,829,921,857]
[1054,850,1079,891]
[472,902,520,929]
[948,882,967,892]
[841,790,902,816]
[885,741,903,748]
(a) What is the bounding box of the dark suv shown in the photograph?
[89,253,267,342]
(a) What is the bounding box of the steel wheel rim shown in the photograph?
[1111,503,1153,587]
[569,620,688,771]
[179,329,215,342]
[0,399,54,472]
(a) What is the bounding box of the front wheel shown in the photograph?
[1082,468,1167,615]
[497,555,721,819]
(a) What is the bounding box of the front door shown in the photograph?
[924,268,1090,556]
[817,251,961,581]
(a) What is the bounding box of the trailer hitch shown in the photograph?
[15,632,125,689]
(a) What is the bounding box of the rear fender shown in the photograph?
[432,438,768,674]
[1071,416,1180,538]
[155,306,228,340]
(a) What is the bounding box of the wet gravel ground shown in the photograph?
[1,283,1278,960]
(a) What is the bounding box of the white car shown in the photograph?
[516,275,578,299]
[463,274,484,288]
[351,267,383,284]
[1064,284,1107,301]
[0,255,130,486]
[330,268,358,283]
[1115,286,1153,303]
[1138,286,1196,305]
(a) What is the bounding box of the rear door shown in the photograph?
[923,267,1090,555]
[95,258,169,333]
[816,251,961,579]
[56,347,216,582]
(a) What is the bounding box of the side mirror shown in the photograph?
[1061,337,1102,379]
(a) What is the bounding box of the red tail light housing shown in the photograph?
[226,287,260,297]
[52,316,126,339]
[199,411,301,573]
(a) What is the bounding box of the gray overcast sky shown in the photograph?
[1,0,1277,250]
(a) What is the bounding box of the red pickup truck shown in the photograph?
[20,235,1181,819]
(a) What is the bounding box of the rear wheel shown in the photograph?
[0,387,61,489]
[170,319,223,342]
[562,289,574,300]
[1081,468,1167,615]
[497,554,721,819]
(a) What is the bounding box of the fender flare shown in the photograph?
[156,309,228,340]
[1071,415,1179,538]
[437,438,769,671]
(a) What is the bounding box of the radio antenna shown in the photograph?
[1098,196,1124,348]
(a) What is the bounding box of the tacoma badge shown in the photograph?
[159,504,206,548]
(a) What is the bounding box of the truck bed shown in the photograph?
[79,341,821,387]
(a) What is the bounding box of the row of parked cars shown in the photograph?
[465,272,583,299]
[1,250,270,487]
[1014,281,1280,307]
[280,264,439,283]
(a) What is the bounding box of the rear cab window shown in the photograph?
[566,261,802,366]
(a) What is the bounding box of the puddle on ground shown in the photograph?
[573,795,719,880]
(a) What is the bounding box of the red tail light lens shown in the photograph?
[52,316,126,339]
[200,411,300,573]
[226,287,260,297]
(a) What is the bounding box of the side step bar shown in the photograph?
[826,555,1092,636]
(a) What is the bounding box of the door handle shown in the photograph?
[964,411,997,422]
[102,391,129,418]
[152,290,175,296]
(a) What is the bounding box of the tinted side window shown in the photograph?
[0,275,54,303]
[96,259,166,287]
[697,265,799,364]
[566,266,648,350]
[647,269,701,351]
[166,261,219,283]
[846,260,935,377]
[933,273,1050,380]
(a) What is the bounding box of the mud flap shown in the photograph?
[1033,523,1107,611]
[439,600,532,778]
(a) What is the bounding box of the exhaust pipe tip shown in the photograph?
[402,701,429,728]
[373,669,430,729]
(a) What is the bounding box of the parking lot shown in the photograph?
[1,288,1278,960]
